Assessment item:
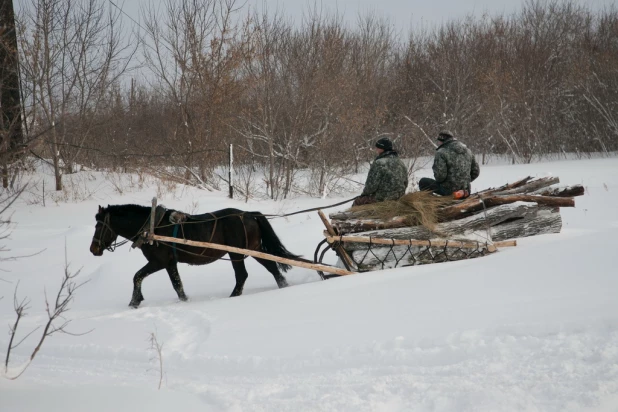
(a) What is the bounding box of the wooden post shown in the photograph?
[317,210,356,270]
[228,144,234,199]
[150,234,354,276]
[149,197,157,245]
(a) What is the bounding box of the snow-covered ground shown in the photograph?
[1,158,618,412]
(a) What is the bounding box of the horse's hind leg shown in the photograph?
[166,262,188,302]
[129,261,163,308]
[229,253,249,297]
[254,257,289,289]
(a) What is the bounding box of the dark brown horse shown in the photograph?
[90,204,299,308]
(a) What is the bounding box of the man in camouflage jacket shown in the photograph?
[419,130,480,196]
[354,137,408,206]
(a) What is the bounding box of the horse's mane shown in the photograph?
[98,204,154,218]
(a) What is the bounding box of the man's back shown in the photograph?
[433,140,479,194]
[364,152,408,201]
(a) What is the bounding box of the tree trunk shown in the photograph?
[51,125,62,191]
[0,0,24,188]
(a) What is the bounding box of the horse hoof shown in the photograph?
[179,295,189,302]
[128,302,140,309]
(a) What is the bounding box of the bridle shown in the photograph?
[93,213,120,252]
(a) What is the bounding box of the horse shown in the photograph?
[89,204,299,308]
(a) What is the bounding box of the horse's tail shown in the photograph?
[252,213,301,273]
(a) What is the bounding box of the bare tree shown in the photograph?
[16,0,135,190]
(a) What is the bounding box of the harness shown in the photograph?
[94,214,123,251]
[172,224,180,261]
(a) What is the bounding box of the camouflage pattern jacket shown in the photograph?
[361,151,408,201]
[433,139,480,194]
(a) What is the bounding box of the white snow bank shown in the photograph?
[1,158,617,411]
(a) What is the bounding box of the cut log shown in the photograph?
[503,176,534,190]
[532,184,585,197]
[343,207,561,259]
[490,207,562,241]
[331,197,568,235]
[336,202,538,244]
[346,209,559,271]
[470,176,532,198]
[349,243,492,271]
[329,190,573,223]
[492,176,559,196]
[440,195,574,221]
[331,216,410,233]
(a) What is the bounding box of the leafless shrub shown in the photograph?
[148,330,165,390]
[3,247,90,380]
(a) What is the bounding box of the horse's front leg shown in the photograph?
[166,263,188,302]
[129,261,164,308]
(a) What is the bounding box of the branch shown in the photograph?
[149,330,164,390]
[403,116,438,149]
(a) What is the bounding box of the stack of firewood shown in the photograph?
[328,176,584,270]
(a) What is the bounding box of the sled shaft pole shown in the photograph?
[150,234,354,276]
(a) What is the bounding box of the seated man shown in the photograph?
[419,130,480,198]
[353,137,408,206]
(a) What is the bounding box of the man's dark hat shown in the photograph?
[375,137,393,151]
[437,130,454,142]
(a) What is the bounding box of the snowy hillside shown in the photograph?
[1,158,618,412]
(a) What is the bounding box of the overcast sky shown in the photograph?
[122,0,617,33]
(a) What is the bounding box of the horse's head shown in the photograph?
[90,205,118,256]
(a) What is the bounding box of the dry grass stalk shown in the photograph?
[349,191,454,229]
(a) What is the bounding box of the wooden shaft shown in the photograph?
[325,234,517,251]
[150,234,355,276]
[318,210,356,270]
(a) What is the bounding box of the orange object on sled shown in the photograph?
[453,190,470,199]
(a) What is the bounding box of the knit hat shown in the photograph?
[437,130,454,142]
[375,137,393,151]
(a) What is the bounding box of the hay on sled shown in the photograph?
[346,191,454,230]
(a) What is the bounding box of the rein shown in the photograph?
[261,196,359,220]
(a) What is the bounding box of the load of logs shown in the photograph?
[327,176,584,271]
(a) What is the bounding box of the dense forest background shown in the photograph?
[4,0,618,198]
